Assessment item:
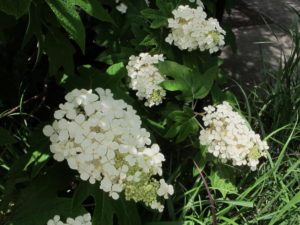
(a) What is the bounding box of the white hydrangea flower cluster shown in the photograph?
[199,101,269,170]
[43,88,173,211]
[165,5,226,53]
[126,53,166,107]
[115,0,127,14]
[47,213,91,225]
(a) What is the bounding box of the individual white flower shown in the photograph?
[46,213,91,225]
[43,88,173,211]
[115,0,127,14]
[165,5,225,53]
[199,101,269,170]
[126,53,166,107]
[43,125,54,137]
[150,201,164,212]
[157,179,174,199]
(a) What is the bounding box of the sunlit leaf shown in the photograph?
[158,61,218,102]
[46,0,86,52]
[75,0,116,25]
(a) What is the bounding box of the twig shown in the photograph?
[0,95,40,119]
[193,160,217,225]
[193,116,205,130]
[0,77,49,119]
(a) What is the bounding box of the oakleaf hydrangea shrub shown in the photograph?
[1,0,280,224]
[199,101,269,170]
[47,213,92,225]
[126,53,166,107]
[165,5,226,52]
[43,88,173,211]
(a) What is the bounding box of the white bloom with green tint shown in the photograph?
[126,53,166,107]
[43,88,173,211]
[199,101,269,170]
[47,213,92,225]
[165,5,225,53]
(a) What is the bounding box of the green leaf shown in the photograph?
[0,0,32,18]
[269,190,300,225]
[219,216,239,225]
[62,65,107,90]
[158,61,218,102]
[141,9,168,29]
[209,164,237,198]
[75,0,116,25]
[216,200,253,208]
[24,151,49,170]
[140,0,172,29]
[44,28,75,76]
[46,0,86,52]
[106,62,125,76]
[62,65,131,104]
[72,182,141,225]
[10,164,86,225]
[0,126,17,145]
[193,146,208,176]
[155,0,173,16]
[211,85,238,105]
[139,34,158,47]
[0,154,31,211]
[78,65,124,89]
[165,107,199,143]
[97,47,135,65]
[145,222,187,225]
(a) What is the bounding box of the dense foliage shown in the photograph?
[0,0,299,225]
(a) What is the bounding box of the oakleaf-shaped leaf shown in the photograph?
[158,61,218,102]
[9,164,86,225]
[72,182,141,225]
[209,164,237,198]
[165,107,199,143]
[46,0,86,52]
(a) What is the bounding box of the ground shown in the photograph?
[221,0,300,85]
